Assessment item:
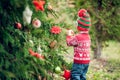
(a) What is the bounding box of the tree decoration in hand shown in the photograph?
[32,18,41,28]
[66,29,74,36]
[23,6,33,25]
[50,26,61,34]
[32,0,45,11]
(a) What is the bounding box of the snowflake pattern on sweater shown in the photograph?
[66,31,91,64]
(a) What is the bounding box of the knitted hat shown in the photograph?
[77,9,91,31]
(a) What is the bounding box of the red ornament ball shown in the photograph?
[15,22,22,29]
[63,70,71,80]
[50,26,61,34]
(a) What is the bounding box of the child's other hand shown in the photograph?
[66,29,74,36]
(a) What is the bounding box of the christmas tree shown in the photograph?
[0,0,69,79]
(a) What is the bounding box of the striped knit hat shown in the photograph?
[77,9,91,31]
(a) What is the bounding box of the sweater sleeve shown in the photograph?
[66,35,78,46]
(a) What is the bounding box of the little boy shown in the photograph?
[66,9,91,80]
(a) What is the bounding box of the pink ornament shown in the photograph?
[50,26,61,34]
[32,18,41,28]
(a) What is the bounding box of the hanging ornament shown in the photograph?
[29,49,44,59]
[29,40,34,47]
[63,70,71,80]
[49,40,57,48]
[32,0,45,11]
[37,45,42,53]
[23,6,33,25]
[50,26,61,34]
[55,66,62,74]
[32,18,41,28]
[35,53,44,59]
[29,49,36,56]
[14,22,22,29]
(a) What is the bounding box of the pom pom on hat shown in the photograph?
[77,9,91,31]
[78,9,87,17]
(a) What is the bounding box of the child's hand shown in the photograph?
[66,29,74,36]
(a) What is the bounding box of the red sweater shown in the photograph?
[66,31,91,64]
